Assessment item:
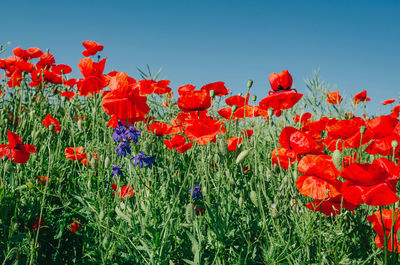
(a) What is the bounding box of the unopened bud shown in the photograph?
[90,157,96,168]
[252,95,257,102]
[104,156,110,168]
[185,203,194,223]
[209,90,215,99]
[29,110,35,119]
[360,126,366,134]
[232,105,238,113]
[332,149,343,171]
[26,182,34,189]
[270,204,278,218]
[77,119,83,131]
[238,93,242,97]
[238,196,243,207]
[236,149,250,164]
[218,140,227,156]
[249,190,258,207]
[49,124,55,132]
[247,80,253,89]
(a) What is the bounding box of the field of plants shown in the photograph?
[0,41,400,264]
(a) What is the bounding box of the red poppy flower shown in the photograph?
[269,70,293,91]
[227,130,254,151]
[295,155,342,200]
[36,53,55,70]
[82,41,104,57]
[200,81,229,96]
[177,90,212,112]
[64,147,85,161]
[147,122,181,136]
[279,126,321,157]
[341,158,400,206]
[111,184,134,199]
[367,209,400,252]
[382,99,396,105]
[33,217,45,230]
[306,195,356,216]
[271,147,296,169]
[177,84,196,96]
[182,111,225,145]
[102,72,150,123]
[61,91,76,99]
[259,91,303,111]
[80,152,97,166]
[77,57,108,96]
[51,64,72,75]
[365,115,400,156]
[65,78,77,88]
[326,91,342,104]
[134,79,171,96]
[68,220,82,232]
[0,131,37,163]
[164,134,193,153]
[38,175,49,185]
[42,114,61,132]
[353,90,371,105]
[225,94,249,108]
[13,47,43,60]
[293,112,312,125]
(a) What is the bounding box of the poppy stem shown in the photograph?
[379,206,388,265]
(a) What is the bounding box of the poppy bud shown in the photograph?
[247,80,253,89]
[4,161,11,173]
[250,190,258,207]
[48,124,55,132]
[360,126,366,135]
[332,149,343,171]
[232,105,238,113]
[238,196,243,207]
[213,153,220,164]
[236,149,250,164]
[102,236,109,249]
[77,119,83,131]
[185,203,194,223]
[29,110,35,119]
[104,156,110,168]
[392,140,399,150]
[238,92,242,96]
[92,107,97,118]
[90,157,96,168]
[252,95,257,102]
[209,89,215,99]
[26,182,34,189]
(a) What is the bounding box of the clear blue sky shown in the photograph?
[2,0,400,113]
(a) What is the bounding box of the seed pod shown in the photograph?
[104,156,110,168]
[392,140,399,150]
[247,80,253,89]
[236,149,250,164]
[249,190,258,207]
[332,149,343,171]
[209,89,215,99]
[185,203,194,223]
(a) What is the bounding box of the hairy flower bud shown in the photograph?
[247,80,253,89]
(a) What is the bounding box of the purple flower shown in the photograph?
[114,141,131,157]
[111,164,123,178]
[189,184,203,200]
[127,125,141,144]
[131,152,156,168]
[112,121,128,143]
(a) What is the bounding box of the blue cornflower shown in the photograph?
[127,125,141,144]
[131,152,156,168]
[111,164,124,178]
[189,184,203,200]
[112,121,128,143]
[114,141,131,157]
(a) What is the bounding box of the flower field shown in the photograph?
[1,41,400,264]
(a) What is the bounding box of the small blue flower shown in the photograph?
[114,141,131,157]
[112,121,128,143]
[127,125,141,144]
[189,184,203,200]
[111,164,124,178]
[131,152,156,168]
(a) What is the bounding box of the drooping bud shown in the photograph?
[251,95,257,102]
[236,149,250,164]
[249,190,258,207]
[232,105,238,113]
[332,149,343,171]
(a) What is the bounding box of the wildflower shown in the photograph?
[367,209,400,252]
[189,184,203,200]
[269,70,293,91]
[126,124,141,143]
[114,141,131,157]
[200,81,229,97]
[112,121,128,143]
[131,152,156,168]
[0,131,37,164]
[353,90,371,105]
[68,220,82,232]
[111,184,134,199]
[33,217,45,230]
[82,41,104,57]
[164,134,193,153]
[382,99,396,105]
[42,114,61,132]
[38,175,49,185]
[111,164,123,178]
[64,147,85,161]
[177,90,212,112]
[61,91,76,99]
[326,91,342,104]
